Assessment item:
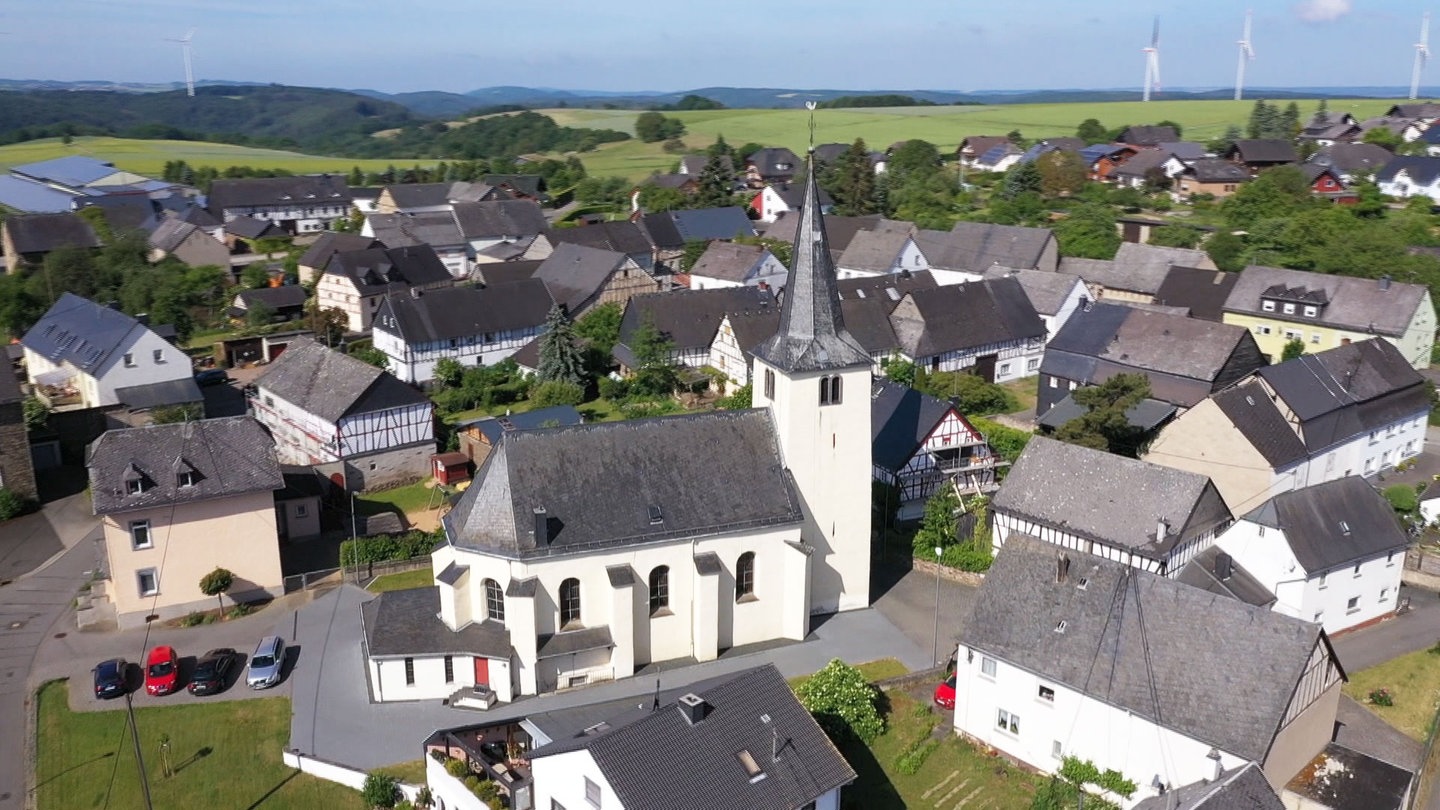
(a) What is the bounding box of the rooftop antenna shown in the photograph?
[1412,12,1431,101]
[1234,10,1255,101]
[165,28,196,97]
[1142,17,1161,102]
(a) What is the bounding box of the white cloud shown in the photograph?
[1293,0,1352,23]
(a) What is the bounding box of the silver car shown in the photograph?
[246,635,286,689]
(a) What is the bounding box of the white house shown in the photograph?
[1376,155,1440,204]
[612,286,776,373]
[372,280,553,385]
[871,379,1000,520]
[249,339,435,491]
[751,181,833,223]
[979,266,1088,343]
[687,241,787,291]
[991,437,1234,577]
[206,175,352,234]
[1214,476,1408,635]
[22,293,193,409]
[954,534,1345,807]
[888,277,1047,383]
[835,229,927,279]
[314,243,455,333]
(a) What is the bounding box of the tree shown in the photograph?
[245,300,277,329]
[575,302,622,357]
[1075,118,1107,143]
[914,486,960,556]
[1207,124,1243,154]
[636,184,686,212]
[349,345,390,370]
[433,358,465,389]
[241,263,271,289]
[1147,224,1203,249]
[1155,119,1184,139]
[1000,161,1043,200]
[824,139,878,216]
[635,111,685,143]
[1036,150,1088,197]
[628,317,679,397]
[1362,127,1403,151]
[1205,230,1247,272]
[536,305,586,386]
[1052,204,1120,259]
[198,567,234,615]
[1223,166,1316,229]
[1281,338,1306,361]
[795,659,885,743]
[530,380,585,407]
[694,153,736,209]
[1055,373,1152,456]
[22,397,49,431]
[362,772,401,809]
[1280,102,1302,138]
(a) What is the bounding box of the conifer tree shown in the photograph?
[536,305,586,386]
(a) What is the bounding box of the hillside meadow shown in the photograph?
[0,136,425,177]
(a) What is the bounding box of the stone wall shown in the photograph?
[317,442,434,492]
[0,403,37,501]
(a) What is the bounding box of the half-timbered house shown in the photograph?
[888,277,1046,383]
[612,286,776,373]
[871,379,999,519]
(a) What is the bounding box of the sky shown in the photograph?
[1,0,1435,95]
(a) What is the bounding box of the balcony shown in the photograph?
[929,450,1001,474]
[428,723,534,807]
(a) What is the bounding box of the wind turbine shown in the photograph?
[1412,12,1431,101]
[1142,17,1161,102]
[1234,10,1255,102]
[165,28,196,97]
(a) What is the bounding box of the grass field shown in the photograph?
[0,136,428,177]
[788,658,909,691]
[367,568,435,593]
[35,680,369,810]
[1342,646,1440,741]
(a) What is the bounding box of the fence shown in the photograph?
[282,567,342,594]
[348,557,432,588]
[282,749,423,803]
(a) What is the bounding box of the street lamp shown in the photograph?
[932,546,943,665]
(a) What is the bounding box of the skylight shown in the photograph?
[736,749,767,783]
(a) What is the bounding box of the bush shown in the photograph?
[596,376,629,400]
[226,603,253,619]
[0,488,28,521]
[340,530,443,566]
[795,659,886,743]
[444,757,469,778]
[942,543,993,573]
[894,738,940,775]
[1385,484,1420,515]
[362,771,401,809]
[180,612,206,627]
[530,380,585,408]
[969,417,1031,465]
[1370,687,1394,706]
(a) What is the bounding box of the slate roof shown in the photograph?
[979,267,1083,317]
[146,215,202,253]
[1117,125,1180,146]
[376,279,553,344]
[298,232,381,269]
[837,229,913,273]
[917,223,1055,273]
[456,405,585,443]
[810,144,849,166]
[531,664,855,810]
[87,416,283,515]
[669,206,757,241]
[207,174,351,213]
[963,533,1327,762]
[366,211,466,249]
[746,147,802,179]
[1176,546,1277,609]
[890,277,1044,359]
[617,286,776,354]
[1224,265,1429,338]
[381,182,453,209]
[718,309,781,359]
[762,213,905,255]
[1227,140,1299,164]
[992,436,1232,559]
[0,364,20,405]
[451,199,548,240]
[474,259,543,286]
[360,586,510,659]
[637,212,686,250]
[87,197,162,234]
[689,241,773,284]
[224,216,285,240]
[254,338,428,423]
[1386,102,1440,118]
[1155,266,1240,322]
[766,181,833,209]
[1308,143,1395,176]
[22,293,149,373]
[114,377,203,410]
[1243,477,1409,574]
[544,221,653,258]
[533,242,633,314]
[1183,159,1252,184]
[1041,302,1259,408]
[1133,763,1284,810]
[1376,155,1440,187]
[839,297,901,355]
[481,174,546,200]
[443,410,803,558]
[870,378,958,474]
[4,212,101,254]
[324,244,452,295]
[1034,393,1176,432]
[1109,148,1172,180]
[1211,380,1309,468]
[836,269,937,309]
[1111,242,1211,291]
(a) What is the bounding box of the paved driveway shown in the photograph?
[871,561,981,669]
[1330,582,1440,672]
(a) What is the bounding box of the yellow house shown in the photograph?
[1222,265,1435,369]
[87,416,286,629]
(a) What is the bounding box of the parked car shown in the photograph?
[933,673,956,710]
[92,657,128,699]
[144,646,179,696]
[246,635,286,689]
[194,368,229,386]
[188,648,237,696]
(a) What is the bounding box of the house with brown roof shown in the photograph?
[956,135,1011,167]
[1226,141,1300,175]
[1175,159,1252,199]
[1116,125,1180,147]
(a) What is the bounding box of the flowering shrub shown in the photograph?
[1369,688,1394,707]
[794,658,886,743]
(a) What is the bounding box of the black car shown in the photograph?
[92,658,128,699]
[194,369,229,387]
[187,648,237,696]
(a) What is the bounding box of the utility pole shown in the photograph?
[124,693,155,810]
[931,546,943,664]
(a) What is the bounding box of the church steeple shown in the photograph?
[751,152,871,373]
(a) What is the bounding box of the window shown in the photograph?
[559,578,582,629]
[404,657,415,685]
[1311,333,1322,344]
[1256,325,1272,335]
[152,349,164,364]
[998,363,1011,376]
[819,375,842,405]
[1304,306,1318,317]
[176,470,197,488]
[980,656,996,678]
[648,566,670,615]
[130,520,153,549]
[1283,303,1296,315]
[1353,563,1362,578]
[736,552,756,601]
[1369,430,1380,444]
[1387,551,1397,567]
[126,478,146,495]
[443,655,454,683]
[1318,572,1328,589]
[996,709,1020,735]
[584,776,602,808]
[1052,740,1063,760]
[1346,596,1360,614]
[1284,329,1302,341]
[484,579,505,623]
[1262,300,1276,312]
[123,353,136,367]
[1380,588,1390,603]
[1314,611,1324,623]
[1027,358,1039,372]
[1038,685,1055,702]
[295,504,308,518]
[136,568,158,597]
[763,369,775,400]
[1048,376,1058,389]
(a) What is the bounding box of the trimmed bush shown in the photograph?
[340,530,442,566]
[362,771,401,808]
[894,738,940,775]
[795,658,885,743]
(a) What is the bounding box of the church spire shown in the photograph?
[752,151,871,373]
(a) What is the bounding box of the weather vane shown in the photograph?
[805,101,817,150]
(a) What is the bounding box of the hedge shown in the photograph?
[339,530,442,566]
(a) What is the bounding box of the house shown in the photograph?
[750,181,833,223]
[635,207,758,270]
[1080,143,1140,181]
[1072,243,1214,303]
[1422,125,1440,157]
[1220,264,1434,368]
[1,212,101,270]
[957,135,1012,167]
[835,228,927,279]
[1153,265,1240,322]
[533,242,660,318]
[1376,155,1440,204]
[229,285,309,324]
[0,156,190,214]
[1116,125,1180,147]
[612,286,776,371]
[206,175,353,234]
[1174,545,1277,609]
[979,266,1088,342]
[453,405,584,466]
[888,278,1047,382]
[295,232,381,285]
[1215,476,1407,635]
[220,215,287,252]
[1300,164,1351,201]
[314,244,455,333]
[86,416,286,628]
[373,181,503,215]
[1107,149,1174,190]
[687,241,787,290]
[364,211,473,279]
[373,280,553,385]
[146,213,229,268]
[1283,743,1414,810]
[1037,302,1266,418]
[915,222,1059,283]
[1307,142,1395,184]
[954,534,1343,803]
[642,173,700,197]
[744,147,802,187]
[452,199,549,256]
[0,368,38,502]
[1225,140,1300,175]
[871,378,999,518]
[973,142,1025,172]
[1143,339,1431,515]
[481,174,549,204]
[22,294,192,410]
[524,220,656,272]
[678,154,735,176]
[991,436,1233,576]
[363,158,874,703]
[1175,160,1252,199]
[1298,111,1362,146]
[249,339,436,491]
[764,213,908,263]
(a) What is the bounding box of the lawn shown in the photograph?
[999,377,1039,415]
[354,480,445,519]
[0,136,424,177]
[367,568,435,593]
[445,395,627,426]
[34,680,368,810]
[1342,646,1440,741]
[789,658,909,691]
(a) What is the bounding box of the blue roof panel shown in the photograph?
[0,176,76,213]
[11,156,118,188]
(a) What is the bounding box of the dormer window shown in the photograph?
[1304,305,1318,317]
[126,478,147,495]
[177,470,198,488]
[1283,303,1295,315]
[123,463,150,495]
[1262,301,1275,312]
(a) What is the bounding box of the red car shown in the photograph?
[144,645,179,696]
[934,673,956,710]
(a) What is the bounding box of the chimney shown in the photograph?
[134,312,150,326]
[1214,551,1233,581]
[1056,554,1070,584]
[1207,749,1223,782]
[677,693,708,725]
[1379,275,1392,291]
[410,287,423,299]
[533,506,549,545]
[1156,518,1170,543]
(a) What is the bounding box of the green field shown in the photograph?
[0,136,428,177]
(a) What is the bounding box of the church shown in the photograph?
[361,156,876,703]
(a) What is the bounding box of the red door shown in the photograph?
[473,657,489,686]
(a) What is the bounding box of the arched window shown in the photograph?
[484,579,505,624]
[763,368,775,400]
[559,578,582,629]
[735,552,755,601]
[819,375,842,405]
[648,566,670,615]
